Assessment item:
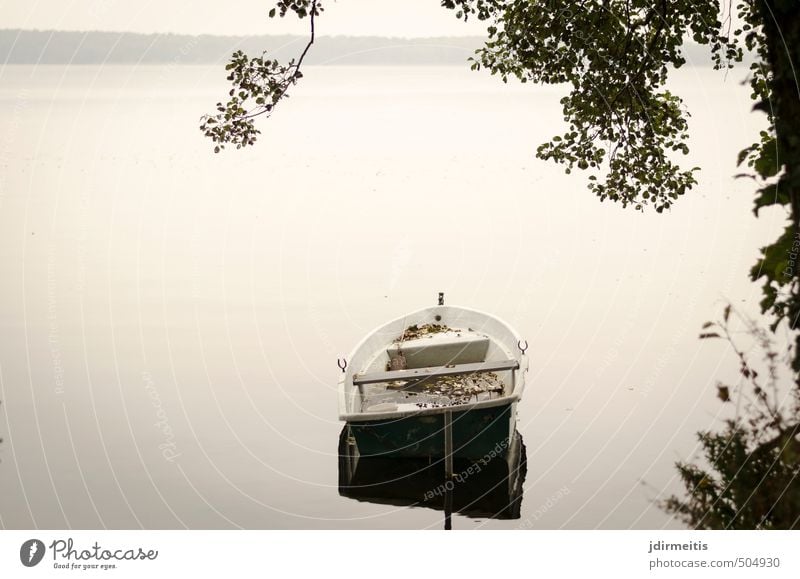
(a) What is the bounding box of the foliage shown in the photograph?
[441,0,744,212]
[738,0,800,373]
[662,308,800,529]
[199,0,322,152]
[203,0,736,212]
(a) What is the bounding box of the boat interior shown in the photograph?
[353,323,520,414]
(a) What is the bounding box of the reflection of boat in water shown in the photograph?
[338,426,527,521]
[337,296,528,459]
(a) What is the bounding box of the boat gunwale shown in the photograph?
[340,392,519,422]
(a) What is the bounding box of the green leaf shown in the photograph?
[753,183,790,215]
[753,137,780,178]
[699,332,721,339]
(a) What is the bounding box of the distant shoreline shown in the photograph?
[0,29,723,67]
[0,29,484,65]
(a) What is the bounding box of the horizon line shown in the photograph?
[0,28,488,41]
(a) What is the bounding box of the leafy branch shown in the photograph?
[442,0,740,212]
[200,0,321,152]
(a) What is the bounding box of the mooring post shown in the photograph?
[444,410,453,479]
[444,410,453,530]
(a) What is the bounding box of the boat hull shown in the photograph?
[348,403,514,459]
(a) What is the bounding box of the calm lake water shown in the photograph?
[0,63,779,529]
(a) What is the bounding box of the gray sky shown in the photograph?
[0,0,489,37]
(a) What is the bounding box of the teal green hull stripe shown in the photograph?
[349,404,512,459]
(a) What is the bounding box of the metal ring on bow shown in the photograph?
[337,358,348,373]
[517,340,528,355]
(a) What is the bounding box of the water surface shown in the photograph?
[0,63,776,529]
